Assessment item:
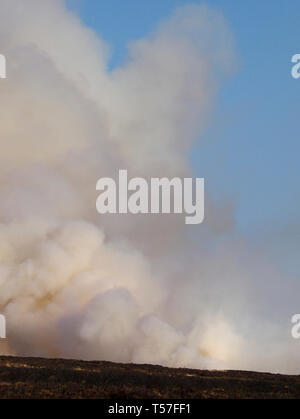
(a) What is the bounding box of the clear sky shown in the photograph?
[67,0,300,234]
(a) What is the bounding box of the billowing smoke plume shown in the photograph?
[0,0,298,373]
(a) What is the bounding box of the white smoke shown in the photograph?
[0,0,298,373]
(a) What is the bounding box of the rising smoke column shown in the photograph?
[0,0,298,373]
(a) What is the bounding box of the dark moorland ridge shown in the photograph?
[0,355,299,399]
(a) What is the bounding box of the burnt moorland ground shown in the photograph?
[0,355,299,398]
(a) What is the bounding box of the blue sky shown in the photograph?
[67,0,300,233]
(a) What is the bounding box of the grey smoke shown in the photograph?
[0,0,298,373]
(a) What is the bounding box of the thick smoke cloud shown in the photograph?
[0,0,298,373]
